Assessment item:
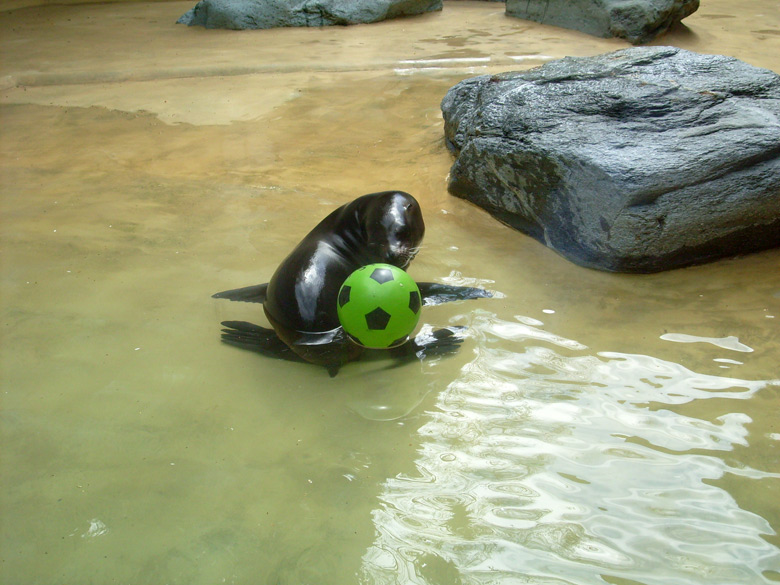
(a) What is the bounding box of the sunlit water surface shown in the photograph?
[1,1,779,584]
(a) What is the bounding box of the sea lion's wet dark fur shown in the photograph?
[213,191,491,376]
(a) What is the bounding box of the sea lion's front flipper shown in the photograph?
[212,284,269,303]
[417,282,493,307]
[220,320,305,362]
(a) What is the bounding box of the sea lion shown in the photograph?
[213,190,491,376]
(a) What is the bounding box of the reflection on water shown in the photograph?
[1,1,779,584]
[363,312,780,584]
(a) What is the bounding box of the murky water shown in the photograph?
[1,1,779,584]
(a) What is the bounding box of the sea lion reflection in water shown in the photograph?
[213,191,492,376]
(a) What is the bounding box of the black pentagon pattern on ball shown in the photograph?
[369,267,394,284]
[338,285,351,308]
[409,290,421,314]
[365,307,392,330]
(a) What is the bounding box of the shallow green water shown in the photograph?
[1,2,779,584]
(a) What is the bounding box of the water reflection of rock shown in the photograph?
[362,312,780,584]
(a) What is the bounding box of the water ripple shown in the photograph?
[361,313,780,584]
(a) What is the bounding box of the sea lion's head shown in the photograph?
[362,191,425,269]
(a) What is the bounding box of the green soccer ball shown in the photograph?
[337,263,422,349]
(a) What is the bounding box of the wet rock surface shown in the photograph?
[177,0,442,29]
[505,0,699,44]
[441,46,780,273]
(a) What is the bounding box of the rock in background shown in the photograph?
[441,47,780,273]
[178,0,442,29]
[505,0,699,44]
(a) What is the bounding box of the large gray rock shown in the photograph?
[506,0,698,44]
[441,47,780,273]
[177,0,442,29]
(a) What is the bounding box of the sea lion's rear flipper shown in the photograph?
[212,284,269,304]
[385,326,467,363]
[411,326,467,357]
[417,282,493,307]
[220,321,347,376]
[292,328,357,378]
[220,320,305,363]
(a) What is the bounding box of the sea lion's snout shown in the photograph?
[365,191,425,268]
